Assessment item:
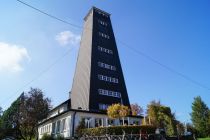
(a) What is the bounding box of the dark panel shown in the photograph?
[71,7,130,111]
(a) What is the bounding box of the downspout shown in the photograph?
[72,111,77,137]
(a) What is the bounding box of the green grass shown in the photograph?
[198,138,210,140]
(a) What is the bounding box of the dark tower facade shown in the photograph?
[71,7,130,111]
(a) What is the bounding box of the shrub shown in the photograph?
[40,134,65,140]
[79,125,156,136]
[75,118,86,137]
[41,133,54,140]
[56,135,65,140]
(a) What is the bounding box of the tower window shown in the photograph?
[98,62,116,71]
[97,11,108,18]
[98,74,119,83]
[98,46,113,54]
[98,20,108,26]
[99,32,110,39]
[98,89,121,98]
[99,103,109,110]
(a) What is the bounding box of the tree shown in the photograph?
[131,103,143,116]
[176,121,185,136]
[119,105,130,125]
[20,88,52,140]
[107,104,130,125]
[107,104,121,119]
[0,93,24,139]
[0,107,2,116]
[0,106,3,138]
[190,96,210,137]
[0,88,51,140]
[0,106,2,127]
[146,100,177,136]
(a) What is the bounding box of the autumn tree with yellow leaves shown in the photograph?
[107,104,130,125]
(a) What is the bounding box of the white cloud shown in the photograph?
[0,42,30,72]
[55,31,80,46]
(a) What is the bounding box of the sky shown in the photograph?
[0,0,210,123]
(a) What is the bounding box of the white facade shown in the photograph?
[38,101,142,139]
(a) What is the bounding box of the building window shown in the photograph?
[98,74,119,83]
[97,11,108,18]
[98,62,116,71]
[99,32,110,39]
[99,103,109,110]
[56,120,60,133]
[83,118,92,128]
[98,46,113,55]
[52,122,56,134]
[61,119,66,133]
[133,121,139,125]
[95,118,103,127]
[45,125,47,133]
[49,124,51,133]
[98,89,121,98]
[98,20,108,26]
[108,119,114,126]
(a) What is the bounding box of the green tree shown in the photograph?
[190,96,210,137]
[0,106,2,127]
[146,100,177,136]
[0,93,24,139]
[20,88,52,140]
[186,123,198,137]
[0,88,51,140]
[0,107,2,116]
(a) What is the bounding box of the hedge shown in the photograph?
[79,125,156,136]
[40,134,65,140]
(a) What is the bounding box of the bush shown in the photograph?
[41,134,65,140]
[41,133,54,140]
[79,125,156,136]
[75,118,86,137]
[56,135,65,140]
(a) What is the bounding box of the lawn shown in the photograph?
[198,138,210,140]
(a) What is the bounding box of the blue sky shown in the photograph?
[0,0,210,123]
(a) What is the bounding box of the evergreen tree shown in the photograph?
[190,96,210,137]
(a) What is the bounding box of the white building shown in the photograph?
[38,99,142,139]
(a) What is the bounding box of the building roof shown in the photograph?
[84,6,111,20]
[47,99,71,114]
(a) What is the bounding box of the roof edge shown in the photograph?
[84,6,111,20]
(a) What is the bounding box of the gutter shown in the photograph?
[71,111,77,137]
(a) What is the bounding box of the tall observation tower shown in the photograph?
[70,7,130,111]
[38,7,142,140]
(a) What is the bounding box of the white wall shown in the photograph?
[38,110,142,139]
[38,112,72,139]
